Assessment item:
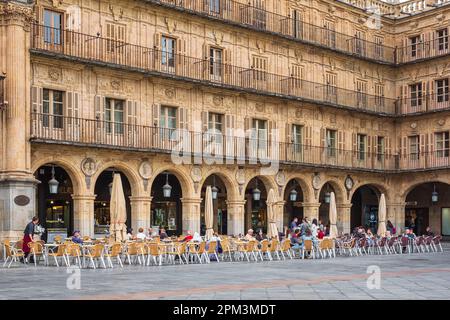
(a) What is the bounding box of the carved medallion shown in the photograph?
[190,166,202,183]
[235,169,246,185]
[81,158,97,176]
[138,160,152,180]
[165,88,175,99]
[14,195,30,206]
[275,171,286,187]
[213,95,223,106]
[312,173,321,190]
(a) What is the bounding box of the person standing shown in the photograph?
[22,216,39,263]
[289,217,298,232]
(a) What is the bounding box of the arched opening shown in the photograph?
[283,179,304,227]
[34,164,74,242]
[94,169,132,237]
[150,171,182,236]
[244,177,268,233]
[350,185,381,233]
[318,182,335,228]
[405,182,450,236]
[200,174,228,235]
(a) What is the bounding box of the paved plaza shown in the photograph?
[1,245,450,300]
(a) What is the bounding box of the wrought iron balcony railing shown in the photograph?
[30,113,450,172]
[31,24,397,115]
[397,93,450,114]
[144,0,397,64]
[396,37,450,64]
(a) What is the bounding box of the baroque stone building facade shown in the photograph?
[1,0,450,241]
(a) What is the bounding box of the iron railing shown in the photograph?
[397,37,450,64]
[143,0,397,64]
[31,112,450,172]
[397,93,450,114]
[31,24,397,115]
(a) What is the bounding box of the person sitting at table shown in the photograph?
[255,229,267,242]
[72,230,83,244]
[244,229,256,241]
[159,228,169,240]
[181,230,193,242]
[147,228,154,238]
[126,228,135,241]
[136,227,147,241]
[290,228,302,250]
[317,228,325,240]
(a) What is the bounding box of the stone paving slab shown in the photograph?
[1,245,450,300]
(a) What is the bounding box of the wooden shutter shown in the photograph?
[31,86,43,113]
[338,131,345,151]
[285,123,292,143]
[428,132,435,155]
[352,133,357,153]
[201,111,209,132]
[94,95,104,121]
[367,135,372,155]
[320,128,326,148]
[66,91,80,123]
[419,134,426,155]
[127,100,138,127]
[401,136,407,157]
[178,107,189,130]
[176,37,186,73]
[304,126,312,147]
[385,137,391,156]
[223,48,232,81]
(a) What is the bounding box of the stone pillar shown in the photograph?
[129,196,152,232]
[72,194,95,238]
[0,2,36,241]
[181,197,202,234]
[226,200,246,236]
[337,203,352,235]
[302,202,320,222]
[274,201,285,232]
[387,202,406,234]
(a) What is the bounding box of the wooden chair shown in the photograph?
[432,235,443,252]
[28,241,47,266]
[125,242,145,265]
[48,244,69,267]
[147,242,163,266]
[279,239,293,260]
[104,243,123,268]
[244,240,259,262]
[205,241,220,263]
[53,235,62,244]
[258,239,271,261]
[84,244,106,269]
[219,237,234,261]
[167,242,188,264]
[3,243,25,268]
[302,239,315,259]
[188,241,208,264]
[65,243,82,267]
[268,238,281,260]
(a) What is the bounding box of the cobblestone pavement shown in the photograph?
[1,245,450,300]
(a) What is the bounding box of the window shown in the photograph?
[377,136,385,161]
[291,64,304,88]
[324,20,336,48]
[160,106,177,140]
[42,89,64,129]
[44,9,63,45]
[409,135,419,160]
[252,56,267,81]
[292,124,303,148]
[374,36,384,59]
[105,23,125,54]
[410,83,423,108]
[437,28,448,51]
[252,118,267,153]
[375,83,385,107]
[209,0,221,14]
[356,80,368,107]
[105,98,124,134]
[357,134,366,160]
[208,112,223,133]
[409,35,420,57]
[326,129,336,157]
[436,78,449,103]
[355,30,366,56]
[292,9,302,39]
[161,36,176,69]
[435,131,450,158]
[325,72,337,100]
[209,47,223,80]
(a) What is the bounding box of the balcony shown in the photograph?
[144,0,397,64]
[30,113,450,172]
[397,37,450,64]
[31,24,397,116]
[398,93,450,114]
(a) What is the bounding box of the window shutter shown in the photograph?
[268,120,277,143]
[420,134,426,155]
[95,95,104,121]
[367,135,372,155]
[152,103,160,127]
[178,107,189,130]
[401,84,408,113]
[223,48,232,81]
[385,137,391,156]
[154,32,161,65]
[352,133,357,153]
[177,38,186,72]
[428,133,435,154]
[401,136,407,157]
[201,111,209,132]
[67,91,80,126]
[429,80,435,110]
[372,136,378,155]
[320,128,325,148]
[285,123,292,143]
[31,86,43,113]
[338,131,344,151]
[127,100,138,127]
[304,126,312,147]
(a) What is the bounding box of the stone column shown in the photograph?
[181,197,202,234]
[72,194,95,238]
[387,202,406,234]
[226,200,246,236]
[274,201,286,232]
[129,196,152,232]
[0,2,36,241]
[302,202,320,222]
[336,203,352,235]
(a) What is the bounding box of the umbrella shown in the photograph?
[204,185,214,241]
[266,188,279,240]
[378,193,387,237]
[329,191,338,239]
[109,173,127,242]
